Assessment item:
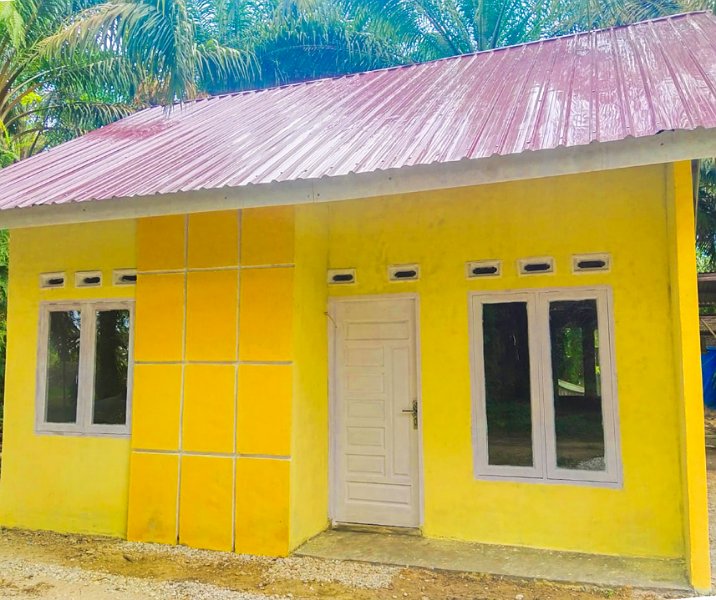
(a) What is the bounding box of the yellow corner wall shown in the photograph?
[128,204,330,555]
[289,204,330,549]
[667,162,711,591]
[0,221,136,536]
[322,164,694,561]
[128,209,296,556]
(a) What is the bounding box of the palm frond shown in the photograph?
[0,1,26,48]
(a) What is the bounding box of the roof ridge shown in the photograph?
[153,10,712,112]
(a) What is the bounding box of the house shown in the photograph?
[0,10,714,592]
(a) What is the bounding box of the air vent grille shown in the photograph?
[467,260,501,278]
[388,265,419,281]
[573,254,610,273]
[518,257,555,275]
[113,269,138,285]
[40,272,66,289]
[327,269,356,285]
[75,271,102,288]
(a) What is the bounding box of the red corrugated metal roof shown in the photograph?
[1,11,716,211]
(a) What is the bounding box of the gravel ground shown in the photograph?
[0,527,676,600]
[0,558,282,600]
[3,448,716,600]
[265,557,398,589]
[7,412,716,599]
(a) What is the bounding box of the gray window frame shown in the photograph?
[36,299,134,437]
[469,286,621,487]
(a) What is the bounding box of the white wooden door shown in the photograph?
[332,296,420,528]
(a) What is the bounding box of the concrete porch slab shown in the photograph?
[295,529,691,592]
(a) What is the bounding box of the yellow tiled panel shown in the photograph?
[235,458,290,556]
[238,268,294,362]
[179,456,233,552]
[183,364,235,454]
[186,270,238,362]
[188,211,240,269]
[237,365,292,456]
[134,273,185,362]
[131,364,182,451]
[137,215,186,271]
[126,452,178,544]
[241,206,294,266]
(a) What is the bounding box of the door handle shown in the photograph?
[401,399,418,430]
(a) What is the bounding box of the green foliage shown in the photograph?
[697,159,716,272]
[340,0,560,58]
[1,0,134,162]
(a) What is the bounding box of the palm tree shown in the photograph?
[43,0,253,102]
[247,1,402,88]
[338,0,560,61]
[553,0,715,32]
[0,0,131,164]
[0,0,251,166]
[195,0,406,94]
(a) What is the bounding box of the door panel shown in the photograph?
[332,297,420,527]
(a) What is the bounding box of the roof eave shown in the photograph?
[1,128,714,229]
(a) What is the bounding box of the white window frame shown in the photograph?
[36,299,134,437]
[469,286,621,487]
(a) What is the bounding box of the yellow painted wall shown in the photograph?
[289,204,330,549]
[0,163,708,584]
[0,221,136,536]
[667,162,711,591]
[323,165,691,560]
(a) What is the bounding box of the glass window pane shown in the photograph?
[549,299,606,471]
[45,310,81,423]
[483,302,533,467]
[93,309,130,425]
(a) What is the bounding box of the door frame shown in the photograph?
[327,293,424,528]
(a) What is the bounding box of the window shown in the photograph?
[37,301,133,435]
[470,287,620,485]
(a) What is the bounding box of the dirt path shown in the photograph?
[0,526,683,600]
[10,430,716,600]
[9,409,716,599]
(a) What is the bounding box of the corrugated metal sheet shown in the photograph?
[1,11,716,210]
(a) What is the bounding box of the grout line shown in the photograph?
[134,360,294,366]
[232,453,237,552]
[233,363,239,457]
[233,209,242,553]
[175,215,189,545]
[135,360,241,366]
[239,360,293,366]
[185,265,241,273]
[235,454,291,461]
[132,448,291,460]
[137,264,295,276]
[136,269,186,275]
[239,263,295,270]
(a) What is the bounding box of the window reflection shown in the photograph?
[92,310,130,425]
[549,300,606,471]
[483,302,533,467]
[46,310,81,423]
